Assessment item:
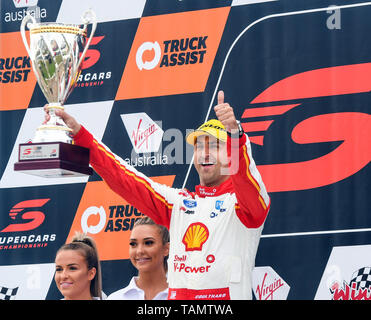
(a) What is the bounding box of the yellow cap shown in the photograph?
[186,119,228,145]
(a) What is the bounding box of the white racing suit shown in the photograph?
[74,126,270,300]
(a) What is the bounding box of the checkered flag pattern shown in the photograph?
[0,286,18,300]
[350,267,371,290]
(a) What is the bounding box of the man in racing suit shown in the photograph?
[50,91,270,299]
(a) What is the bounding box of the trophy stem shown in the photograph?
[45,103,69,127]
[32,103,73,144]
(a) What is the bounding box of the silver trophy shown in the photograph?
[21,9,97,143]
[14,10,97,177]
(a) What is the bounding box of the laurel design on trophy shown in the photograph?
[14,10,97,177]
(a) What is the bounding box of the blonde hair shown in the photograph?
[56,232,102,299]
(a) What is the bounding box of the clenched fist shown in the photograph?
[43,105,81,136]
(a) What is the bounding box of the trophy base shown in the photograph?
[14,142,93,178]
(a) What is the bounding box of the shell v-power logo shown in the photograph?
[116,7,230,100]
[182,222,209,252]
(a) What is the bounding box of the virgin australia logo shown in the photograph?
[252,266,290,300]
[5,2,46,23]
[132,119,158,150]
[121,112,164,154]
[13,0,39,8]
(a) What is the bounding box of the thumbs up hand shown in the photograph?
[213,90,238,133]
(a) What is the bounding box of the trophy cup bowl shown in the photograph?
[14,10,97,177]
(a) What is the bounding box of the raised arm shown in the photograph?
[214,91,270,228]
[46,108,178,228]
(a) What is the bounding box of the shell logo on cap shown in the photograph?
[182,222,209,251]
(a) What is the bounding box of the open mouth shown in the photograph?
[60,282,73,289]
[201,162,215,167]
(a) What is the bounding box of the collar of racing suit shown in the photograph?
[195,178,233,198]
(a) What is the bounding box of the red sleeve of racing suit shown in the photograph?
[227,133,270,228]
[74,126,174,229]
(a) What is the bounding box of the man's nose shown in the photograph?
[200,144,210,158]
